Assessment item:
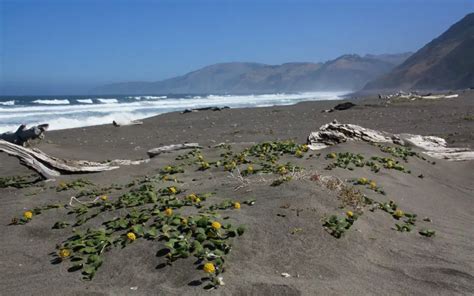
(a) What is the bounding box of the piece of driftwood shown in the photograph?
[0,124,49,146]
[112,120,143,127]
[181,106,230,114]
[0,139,120,179]
[378,92,459,101]
[322,102,356,113]
[307,120,474,161]
[147,143,201,158]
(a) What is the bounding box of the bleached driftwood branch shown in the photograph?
[0,139,120,179]
[307,120,474,161]
[147,143,201,158]
[379,92,459,101]
[1,136,199,179]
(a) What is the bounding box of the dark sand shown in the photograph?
[0,92,473,295]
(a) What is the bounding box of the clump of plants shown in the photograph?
[56,178,94,192]
[376,144,419,161]
[368,156,410,173]
[323,211,358,238]
[325,152,365,170]
[350,177,386,195]
[0,174,41,188]
[12,161,248,289]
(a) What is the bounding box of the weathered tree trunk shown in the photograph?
[0,139,119,179]
[147,143,201,158]
[0,124,49,146]
[307,121,474,161]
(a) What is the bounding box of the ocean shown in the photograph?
[0,92,347,133]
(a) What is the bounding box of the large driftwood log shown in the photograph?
[307,121,474,161]
[0,139,119,179]
[148,143,201,158]
[0,124,49,146]
[1,139,198,179]
[379,92,459,101]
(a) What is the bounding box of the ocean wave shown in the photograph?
[0,100,15,106]
[32,99,70,105]
[77,99,93,104]
[97,98,118,104]
[127,95,167,100]
[0,92,347,132]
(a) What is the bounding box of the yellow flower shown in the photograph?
[301,144,309,152]
[23,211,33,219]
[164,208,173,216]
[181,218,188,225]
[197,155,204,161]
[234,202,241,209]
[394,209,404,218]
[162,175,169,181]
[187,193,197,201]
[195,197,201,203]
[168,187,177,194]
[100,195,108,201]
[278,166,287,175]
[358,178,369,185]
[203,262,215,273]
[295,150,303,158]
[211,221,221,230]
[127,232,136,241]
[346,211,354,218]
[328,152,337,159]
[59,248,71,258]
[387,161,394,169]
[165,165,172,171]
[247,165,254,173]
[369,181,377,189]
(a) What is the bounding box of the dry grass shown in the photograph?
[338,186,366,210]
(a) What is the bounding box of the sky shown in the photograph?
[0,0,473,95]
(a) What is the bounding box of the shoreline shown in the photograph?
[0,91,348,133]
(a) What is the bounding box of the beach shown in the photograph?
[0,92,473,295]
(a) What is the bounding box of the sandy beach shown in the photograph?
[1,92,473,295]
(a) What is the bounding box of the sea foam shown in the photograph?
[0,92,346,133]
[0,100,15,106]
[33,99,70,105]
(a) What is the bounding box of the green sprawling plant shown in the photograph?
[0,174,41,189]
[323,212,358,238]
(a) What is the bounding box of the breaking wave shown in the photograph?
[77,99,93,104]
[97,98,118,104]
[0,100,15,106]
[33,99,70,105]
[0,91,347,133]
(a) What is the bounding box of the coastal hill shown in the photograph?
[364,13,474,91]
[93,53,411,94]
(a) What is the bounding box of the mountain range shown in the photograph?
[93,53,411,94]
[364,13,474,90]
[96,13,474,94]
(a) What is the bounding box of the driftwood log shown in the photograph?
[0,139,120,179]
[148,143,201,158]
[307,120,474,161]
[1,136,199,179]
[181,106,230,114]
[322,102,356,113]
[0,124,49,146]
[379,92,459,101]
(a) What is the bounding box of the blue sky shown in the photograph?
[1,0,473,94]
